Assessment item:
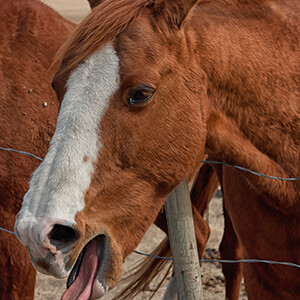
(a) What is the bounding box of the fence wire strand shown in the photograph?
[1,147,299,180]
[0,147,43,161]
[0,226,16,236]
[1,227,299,269]
[200,160,300,181]
[133,250,300,269]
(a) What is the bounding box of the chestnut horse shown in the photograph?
[0,0,213,298]
[0,0,74,298]
[14,0,299,299]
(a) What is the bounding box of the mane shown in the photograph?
[54,0,153,77]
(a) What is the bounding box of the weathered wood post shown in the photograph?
[165,179,203,300]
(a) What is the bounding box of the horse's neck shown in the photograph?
[203,62,299,213]
[194,1,299,172]
[193,2,300,212]
[207,79,298,171]
[203,55,299,213]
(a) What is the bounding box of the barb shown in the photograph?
[0,147,299,181]
[133,250,300,269]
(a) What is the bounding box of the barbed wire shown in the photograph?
[0,146,300,270]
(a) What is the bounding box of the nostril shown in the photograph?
[48,224,79,249]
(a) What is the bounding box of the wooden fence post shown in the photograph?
[165,179,203,300]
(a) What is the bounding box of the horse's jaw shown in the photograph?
[62,235,108,300]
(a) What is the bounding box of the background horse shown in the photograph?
[14,0,299,299]
[0,0,73,298]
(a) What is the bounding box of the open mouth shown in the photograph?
[62,235,108,300]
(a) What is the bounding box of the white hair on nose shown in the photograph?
[16,43,120,250]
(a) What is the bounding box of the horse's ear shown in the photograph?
[151,0,199,30]
[87,0,103,9]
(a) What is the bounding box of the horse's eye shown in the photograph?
[127,84,156,107]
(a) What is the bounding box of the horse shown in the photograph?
[0,0,74,298]
[14,0,299,299]
[0,0,215,298]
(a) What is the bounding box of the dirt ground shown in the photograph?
[35,1,248,299]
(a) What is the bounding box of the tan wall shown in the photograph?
[41,0,90,23]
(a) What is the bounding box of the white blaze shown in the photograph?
[15,43,120,252]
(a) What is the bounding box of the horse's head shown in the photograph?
[15,0,208,298]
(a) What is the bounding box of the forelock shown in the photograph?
[54,0,154,77]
